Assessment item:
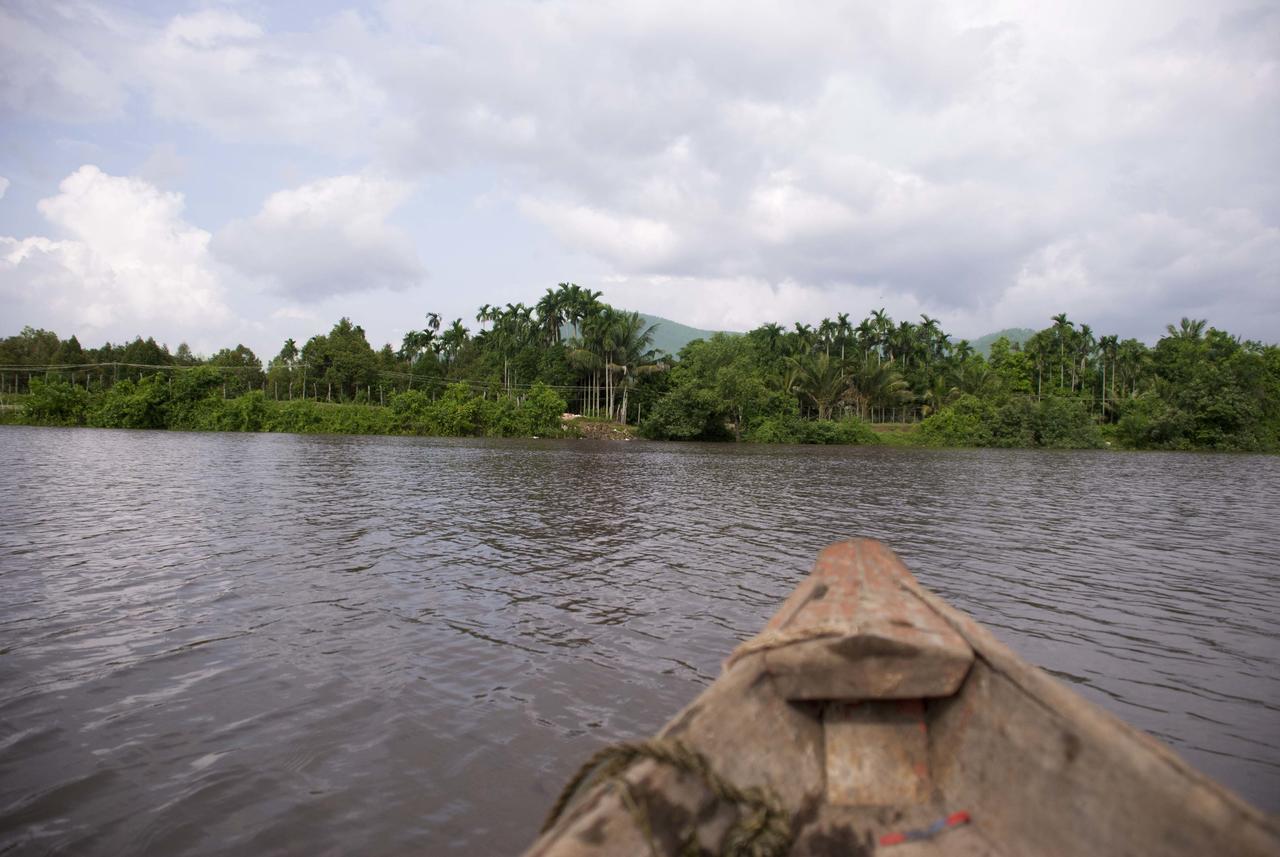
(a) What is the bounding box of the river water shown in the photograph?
[0,426,1277,854]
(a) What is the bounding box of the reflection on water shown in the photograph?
[1,426,1277,855]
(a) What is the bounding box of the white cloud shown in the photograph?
[214,175,424,299]
[0,176,8,200]
[0,167,229,340]
[519,197,682,272]
[2,1,1276,343]
[139,10,388,153]
[0,3,130,120]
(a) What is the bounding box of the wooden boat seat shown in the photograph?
[727,541,974,701]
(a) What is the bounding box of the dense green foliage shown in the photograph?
[2,290,1276,450]
[15,371,566,438]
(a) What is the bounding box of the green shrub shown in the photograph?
[640,385,729,440]
[1034,395,1103,448]
[430,383,482,436]
[990,398,1036,447]
[90,376,170,429]
[918,395,994,447]
[220,391,270,432]
[745,415,801,443]
[164,368,228,431]
[316,402,396,435]
[389,389,434,434]
[918,409,987,446]
[520,382,568,436]
[267,399,325,434]
[745,415,877,445]
[796,417,878,445]
[22,377,90,426]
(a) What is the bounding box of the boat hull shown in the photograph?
[524,540,1279,856]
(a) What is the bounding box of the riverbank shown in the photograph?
[3,379,1269,452]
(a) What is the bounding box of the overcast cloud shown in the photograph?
[0,0,1276,356]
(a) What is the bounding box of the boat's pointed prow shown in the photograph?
[727,539,973,702]
[524,540,1280,857]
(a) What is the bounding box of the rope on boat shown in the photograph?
[724,622,855,669]
[541,738,792,857]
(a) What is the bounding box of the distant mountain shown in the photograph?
[971,327,1035,357]
[626,312,1035,359]
[635,313,733,356]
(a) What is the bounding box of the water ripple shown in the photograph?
[0,427,1277,855]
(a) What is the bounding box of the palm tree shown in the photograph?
[398,329,429,367]
[1115,339,1149,398]
[792,322,817,355]
[949,360,998,399]
[919,314,941,372]
[787,351,848,420]
[835,312,852,361]
[1098,334,1119,418]
[1050,313,1073,389]
[536,288,566,346]
[609,312,662,423]
[855,319,876,362]
[1074,323,1095,396]
[1166,317,1207,341]
[757,322,785,356]
[870,308,893,364]
[1025,331,1051,399]
[848,357,911,422]
[569,303,616,417]
[817,317,837,357]
[440,319,469,367]
[890,320,916,368]
[561,284,604,340]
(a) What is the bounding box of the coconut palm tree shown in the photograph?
[949,360,998,399]
[609,312,663,423]
[1166,317,1207,341]
[848,358,911,422]
[787,351,848,420]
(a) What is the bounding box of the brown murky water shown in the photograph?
[1,426,1277,855]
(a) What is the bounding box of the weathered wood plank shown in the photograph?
[826,700,930,806]
[729,540,974,701]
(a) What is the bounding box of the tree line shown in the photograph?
[2,283,1277,450]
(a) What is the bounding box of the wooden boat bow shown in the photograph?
[524,539,1280,856]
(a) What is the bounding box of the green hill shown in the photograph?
[972,327,1035,357]
[626,312,1035,359]
[636,313,733,356]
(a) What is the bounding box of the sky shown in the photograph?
[1,0,1277,359]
